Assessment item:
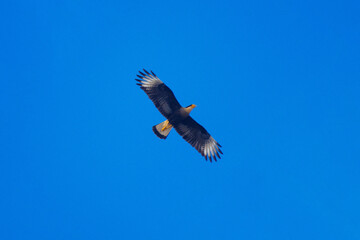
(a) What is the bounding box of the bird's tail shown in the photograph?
[152,120,173,139]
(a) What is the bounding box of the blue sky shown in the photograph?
[1,0,360,239]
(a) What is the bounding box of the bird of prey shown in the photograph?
[136,69,223,162]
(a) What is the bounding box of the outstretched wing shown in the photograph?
[173,116,223,162]
[136,69,182,119]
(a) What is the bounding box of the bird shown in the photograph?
[136,69,223,162]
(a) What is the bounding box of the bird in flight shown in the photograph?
[136,69,223,162]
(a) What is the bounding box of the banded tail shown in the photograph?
[152,120,173,139]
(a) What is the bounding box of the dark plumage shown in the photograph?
[136,69,222,162]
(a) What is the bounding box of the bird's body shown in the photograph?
[136,69,222,162]
[152,104,196,139]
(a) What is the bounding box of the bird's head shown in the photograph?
[187,104,197,110]
[184,104,197,113]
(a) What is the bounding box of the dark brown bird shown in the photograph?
[136,69,223,162]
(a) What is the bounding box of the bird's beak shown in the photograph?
[193,104,197,108]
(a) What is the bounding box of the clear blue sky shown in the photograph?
[1,0,359,239]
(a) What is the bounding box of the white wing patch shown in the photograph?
[202,136,221,161]
[138,73,163,88]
